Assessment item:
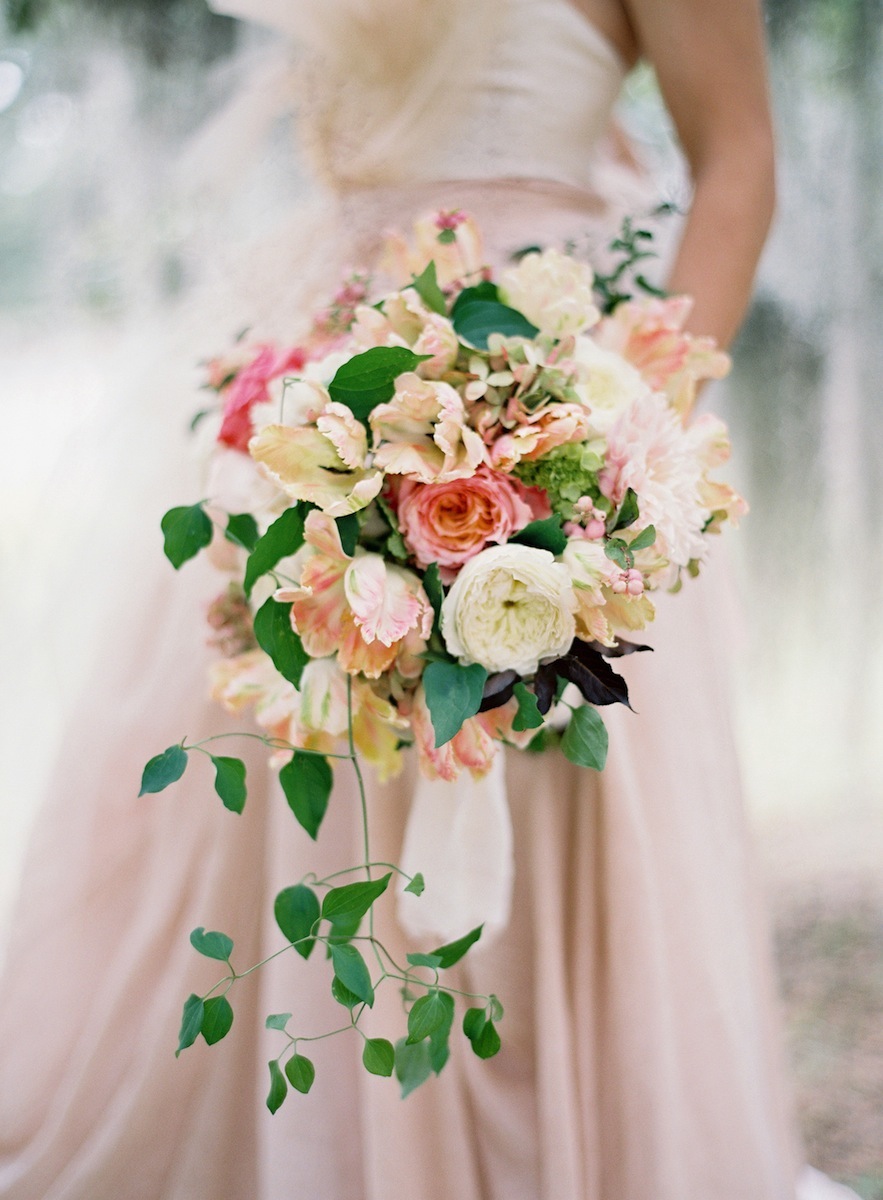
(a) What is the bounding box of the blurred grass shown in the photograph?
[774,892,883,1196]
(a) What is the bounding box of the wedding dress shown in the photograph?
[0,1,859,1197]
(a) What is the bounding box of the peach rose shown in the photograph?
[397,467,548,581]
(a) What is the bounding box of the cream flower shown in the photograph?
[249,404,383,517]
[296,657,407,782]
[381,210,485,289]
[499,248,600,339]
[351,293,459,380]
[371,372,486,483]
[412,312,460,380]
[441,543,577,675]
[561,538,620,645]
[569,336,651,434]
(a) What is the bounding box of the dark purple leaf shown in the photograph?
[582,638,653,659]
[556,647,633,710]
[478,670,518,713]
[534,663,560,714]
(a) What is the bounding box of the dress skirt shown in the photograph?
[0,179,804,1199]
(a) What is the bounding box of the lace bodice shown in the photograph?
[211,0,628,194]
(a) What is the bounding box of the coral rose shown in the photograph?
[396,467,547,581]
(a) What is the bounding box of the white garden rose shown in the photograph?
[499,248,600,339]
[571,337,650,434]
[440,544,577,675]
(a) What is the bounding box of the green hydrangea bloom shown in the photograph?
[513,441,608,521]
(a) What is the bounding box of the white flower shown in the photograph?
[570,337,650,434]
[499,248,600,339]
[297,657,350,739]
[205,446,280,515]
[441,543,576,675]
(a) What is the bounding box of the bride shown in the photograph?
[0,0,860,1197]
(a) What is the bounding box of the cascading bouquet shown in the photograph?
[141,210,744,1107]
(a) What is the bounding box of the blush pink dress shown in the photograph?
[0,1,857,1197]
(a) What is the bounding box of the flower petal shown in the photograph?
[249,424,382,516]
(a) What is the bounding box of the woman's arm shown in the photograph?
[624,0,777,347]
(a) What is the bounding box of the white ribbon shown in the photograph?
[397,753,513,946]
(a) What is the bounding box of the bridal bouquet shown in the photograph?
[141,211,743,1106]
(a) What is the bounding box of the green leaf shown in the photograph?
[430,924,483,969]
[452,299,540,351]
[451,281,499,313]
[422,562,444,626]
[285,1053,316,1094]
[404,872,425,897]
[362,1037,395,1077]
[330,943,374,1006]
[474,1019,502,1059]
[375,490,408,563]
[335,513,360,557]
[328,346,431,422]
[429,1031,450,1075]
[394,1037,433,1098]
[189,926,233,962]
[265,1012,291,1031]
[406,952,443,969]
[210,755,246,814]
[274,884,321,960]
[279,753,333,840]
[410,260,447,315]
[510,515,568,556]
[561,705,608,771]
[462,1007,502,1059]
[610,487,640,533]
[224,512,260,551]
[324,909,361,949]
[201,995,234,1045]
[407,991,450,1044]
[512,682,544,732]
[489,993,505,1022]
[253,597,309,688]
[243,504,307,598]
[176,994,204,1057]
[604,539,631,571]
[266,1059,287,1114]
[331,976,362,1010]
[321,873,391,926]
[428,991,455,1075]
[626,523,656,553]
[463,1006,486,1041]
[139,744,188,796]
[422,661,488,748]
[161,503,213,569]
[436,227,457,245]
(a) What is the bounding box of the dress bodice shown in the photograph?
[210,0,628,195]
[386,0,627,192]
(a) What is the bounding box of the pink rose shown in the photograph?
[397,466,549,581]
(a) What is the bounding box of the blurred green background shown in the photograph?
[0,0,881,1191]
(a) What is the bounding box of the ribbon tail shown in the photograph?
[396,753,513,948]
